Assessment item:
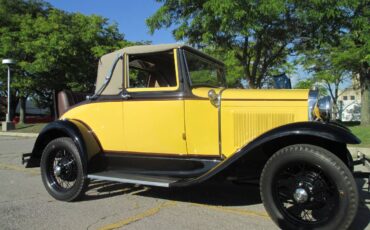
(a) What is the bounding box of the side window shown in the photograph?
[184,51,225,88]
[127,51,178,90]
[129,68,152,88]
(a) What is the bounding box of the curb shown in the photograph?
[0,132,38,138]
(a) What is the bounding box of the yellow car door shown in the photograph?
[182,50,226,158]
[122,49,187,155]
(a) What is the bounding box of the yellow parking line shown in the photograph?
[98,201,176,230]
[0,162,39,175]
[191,203,270,219]
[127,187,149,196]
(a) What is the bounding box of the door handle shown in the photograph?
[121,93,131,100]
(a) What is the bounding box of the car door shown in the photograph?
[181,50,225,158]
[122,49,187,155]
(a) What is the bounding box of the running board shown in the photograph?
[87,171,180,188]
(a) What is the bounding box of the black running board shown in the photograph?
[87,154,233,188]
[87,171,180,188]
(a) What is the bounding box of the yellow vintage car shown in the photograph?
[24,44,361,229]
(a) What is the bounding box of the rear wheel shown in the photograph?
[260,144,358,230]
[40,137,88,201]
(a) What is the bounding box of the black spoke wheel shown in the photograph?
[41,137,88,201]
[260,144,358,230]
[48,148,77,190]
[274,161,338,224]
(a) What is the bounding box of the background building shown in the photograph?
[337,76,361,122]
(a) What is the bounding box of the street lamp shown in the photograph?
[2,58,16,131]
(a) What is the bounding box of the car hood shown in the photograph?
[191,88,309,101]
[221,88,309,101]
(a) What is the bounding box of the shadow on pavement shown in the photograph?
[83,179,262,206]
[83,177,370,228]
[349,178,370,230]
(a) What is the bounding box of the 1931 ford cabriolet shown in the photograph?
[23,44,361,229]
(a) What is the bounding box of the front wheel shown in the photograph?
[40,137,88,201]
[260,144,358,230]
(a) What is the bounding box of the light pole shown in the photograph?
[2,58,16,131]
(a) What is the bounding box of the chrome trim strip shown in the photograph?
[87,174,170,187]
[218,88,227,158]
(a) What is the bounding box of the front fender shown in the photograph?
[26,120,88,168]
[238,121,360,153]
[171,122,360,187]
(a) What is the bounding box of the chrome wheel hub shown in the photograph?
[293,188,308,203]
[54,165,62,177]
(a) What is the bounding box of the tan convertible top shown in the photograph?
[95,44,223,95]
[120,44,183,55]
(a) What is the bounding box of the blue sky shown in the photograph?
[46,0,177,44]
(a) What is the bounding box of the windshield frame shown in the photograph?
[183,49,227,89]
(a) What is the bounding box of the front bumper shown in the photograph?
[22,153,32,165]
[21,153,40,168]
[353,152,370,192]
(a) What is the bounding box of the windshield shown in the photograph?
[184,51,226,88]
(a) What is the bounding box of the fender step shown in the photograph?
[87,171,181,187]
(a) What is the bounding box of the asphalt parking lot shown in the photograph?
[0,136,369,230]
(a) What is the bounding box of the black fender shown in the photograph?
[171,121,360,187]
[25,120,88,169]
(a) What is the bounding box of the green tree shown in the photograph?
[298,1,369,124]
[294,78,327,96]
[147,0,356,89]
[331,28,370,124]
[299,45,351,119]
[295,79,315,90]
[0,0,132,123]
[0,0,49,123]
[202,47,243,87]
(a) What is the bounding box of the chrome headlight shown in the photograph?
[308,90,319,121]
[308,90,333,121]
[317,96,333,121]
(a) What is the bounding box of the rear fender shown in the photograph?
[26,119,100,169]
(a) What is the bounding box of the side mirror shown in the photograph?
[208,89,220,107]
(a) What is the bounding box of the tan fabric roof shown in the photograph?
[95,43,223,95]
[96,44,185,95]
[122,44,183,54]
[95,49,123,95]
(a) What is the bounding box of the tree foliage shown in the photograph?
[147,0,357,89]
[330,2,370,124]
[0,0,132,121]
[297,1,369,124]
[294,79,327,96]
[298,44,351,118]
[202,47,243,87]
